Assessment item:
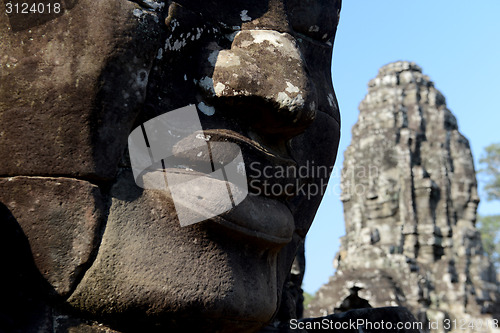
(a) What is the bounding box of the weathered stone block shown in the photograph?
[0,176,105,296]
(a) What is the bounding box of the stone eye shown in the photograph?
[286,0,340,43]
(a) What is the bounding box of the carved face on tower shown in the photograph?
[0,0,340,331]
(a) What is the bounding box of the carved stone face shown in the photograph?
[365,164,400,221]
[0,0,340,331]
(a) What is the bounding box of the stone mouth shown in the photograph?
[160,168,295,246]
[167,128,299,201]
[201,129,296,168]
[215,197,295,247]
[159,128,296,171]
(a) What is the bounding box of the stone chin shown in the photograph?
[67,170,287,332]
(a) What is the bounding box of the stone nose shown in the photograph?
[209,30,317,139]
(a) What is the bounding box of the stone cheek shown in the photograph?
[66,170,277,331]
[0,0,162,180]
[307,61,500,330]
[0,177,105,297]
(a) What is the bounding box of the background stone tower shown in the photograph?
[307,61,500,332]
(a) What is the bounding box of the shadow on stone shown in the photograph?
[0,202,55,332]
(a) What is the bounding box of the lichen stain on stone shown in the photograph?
[208,50,220,66]
[276,92,304,110]
[197,102,215,116]
[198,76,215,96]
[327,93,335,107]
[214,52,241,68]
[247,31,302,61]
[240,10,252,22]
[214,82,226,95]
[285,82,300,94]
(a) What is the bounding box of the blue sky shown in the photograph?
[303,0,500,295]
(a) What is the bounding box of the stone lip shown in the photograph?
[215,194,295,246]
